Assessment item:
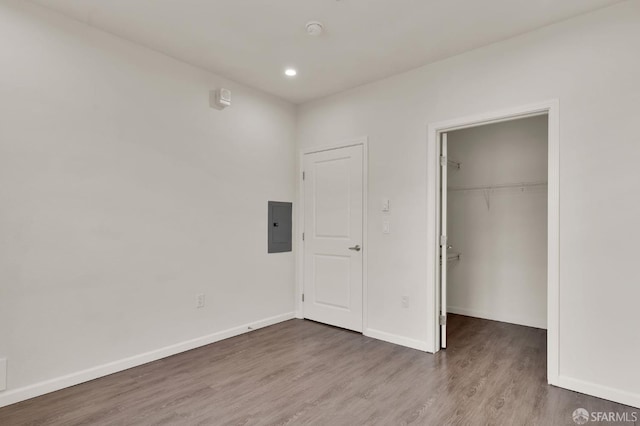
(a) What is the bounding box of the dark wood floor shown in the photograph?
[0,315,636,426]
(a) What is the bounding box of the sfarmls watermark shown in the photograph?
[573,408,638,424]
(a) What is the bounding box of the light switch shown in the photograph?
[382,199,390,212]
[383,221,391,234]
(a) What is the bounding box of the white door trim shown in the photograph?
[427,100,560,386]
[296,137,369,333]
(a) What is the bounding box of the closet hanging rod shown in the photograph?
[448,181,547,192]
[447,253,461,262]
[448,159,461,169]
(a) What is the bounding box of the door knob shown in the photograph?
[349,245,361,251]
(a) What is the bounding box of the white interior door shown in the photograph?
[440,133,448,349]
[303,145,363,332]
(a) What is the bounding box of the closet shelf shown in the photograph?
[448,181,547,192]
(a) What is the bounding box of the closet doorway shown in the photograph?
[428,101,559,385]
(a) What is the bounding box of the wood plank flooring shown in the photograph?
[0,315,636,425]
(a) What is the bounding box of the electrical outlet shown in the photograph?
[0,358,6,391]
[383,221,391,234]
[401,296,409,308]
[196,294,206,309]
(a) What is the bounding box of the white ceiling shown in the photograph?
[31,0,622,104]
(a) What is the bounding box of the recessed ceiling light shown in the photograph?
[285,68,297,77]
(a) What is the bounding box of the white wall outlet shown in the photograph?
[383,221,391,234]
[382,198,390,212]
[0,358,7,391]
[401,296,409,308]
[196,293,206,309]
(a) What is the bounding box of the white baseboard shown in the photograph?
[364,328,429,352]
[447,305,546,330]
[0,312,295,409]
[557,375,640,409]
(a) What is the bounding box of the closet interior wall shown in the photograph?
[446,115,548,329]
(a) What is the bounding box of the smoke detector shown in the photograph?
[305,21,324,37]
[210,88,231,108]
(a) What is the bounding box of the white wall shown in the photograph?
[446,116,548,329]
[297,0,640,407]
[0,0,296,406]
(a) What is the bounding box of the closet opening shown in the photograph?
[429,101,559,384]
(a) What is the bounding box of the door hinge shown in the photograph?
[440,235,448,246]
[440,155,447,167]
[302,232,305,241]
[302,171,306,180]
[439,314,447,326]
[302,293,305,302]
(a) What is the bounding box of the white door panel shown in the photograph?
[313,254,351,309]
[314,158,351,238]
[304,145,363,332]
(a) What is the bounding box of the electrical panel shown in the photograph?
[268,201,292,253]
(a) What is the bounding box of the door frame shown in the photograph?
[427,100,559,386]
[296,137,369,332]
